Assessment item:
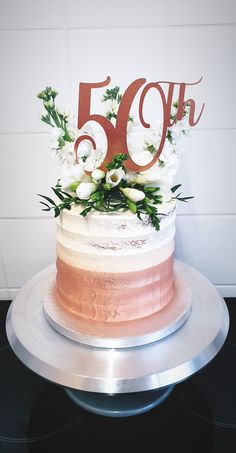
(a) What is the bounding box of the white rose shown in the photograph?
[120,187,145,202]
[91,169,105,181]
[76,182,97,200]
[106,168,125,187]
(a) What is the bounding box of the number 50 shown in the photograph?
[74,76,204,173]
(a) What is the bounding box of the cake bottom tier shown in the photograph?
[55,254,174,323]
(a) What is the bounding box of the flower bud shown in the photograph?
[91,169,105,181]
[44,99,54,109]
[76,182,97,200]
[69,181,80,192]
[120,187,145,202]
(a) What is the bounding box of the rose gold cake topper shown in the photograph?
[74,76,205,173]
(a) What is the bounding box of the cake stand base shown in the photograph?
[6,259,229,418]
[64,385,175,417]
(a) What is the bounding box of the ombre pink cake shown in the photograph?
[55,200,176,323]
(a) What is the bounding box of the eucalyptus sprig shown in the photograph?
[37,87,74,144]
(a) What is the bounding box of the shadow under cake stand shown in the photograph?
[6,260,229,417]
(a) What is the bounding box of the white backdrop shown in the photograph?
[0,0,236,300]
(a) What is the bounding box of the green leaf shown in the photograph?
[105,153,129,170]
[41,113,51,125]
[52,188,65,201]
[146,144,156,154]
[39,201,51,211]
[60,190,73,198]
[69,181,80,192]
[54,207,61,217]
[144,187,160,193]
[90,191,100,201]
[37,194,56,206]
[176,196,194,202]
[137,211,143,221]
[171,184,182,193]
[80,206,92,217]
[102,86,120,102]
[127,199,137,213]
[166,129,173,144]
[55,179,62,189]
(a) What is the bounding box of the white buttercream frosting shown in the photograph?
[56,200,176,272]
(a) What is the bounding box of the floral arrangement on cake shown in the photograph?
[37,85,193,230]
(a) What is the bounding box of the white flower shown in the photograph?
[150,119,163,135]
[57,106,74,122]
[106,168,125,187]
[60,164,91,188]
[66,124,77,140]
[120,187,145,202]
[132,150,153,166]
[77,140,92,158]
[127,116,138,132]
[144,131,161,150]
[109,116,116,127]
[125,163,173,189]
[57,142,75,166]
[49,127,65,150]
[76,182,97,200]
[103,99,119,117]
[51,127,64,139]
[91,169,105,182]
[171,105,178,117]
[83,149,104,171]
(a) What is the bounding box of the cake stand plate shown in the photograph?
[42,261,192,348]
[6,260,229,397]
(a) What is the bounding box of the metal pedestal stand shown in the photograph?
[6,260,229,417]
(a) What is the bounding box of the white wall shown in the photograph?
[0,0,236,300]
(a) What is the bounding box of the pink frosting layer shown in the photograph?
[55,254,174,322]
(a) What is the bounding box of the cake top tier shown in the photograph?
[37,76,204,230]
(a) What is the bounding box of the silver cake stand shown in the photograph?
[6,260,229,417]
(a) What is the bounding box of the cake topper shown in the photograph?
[37,76,204,230]
[74,76,204,173]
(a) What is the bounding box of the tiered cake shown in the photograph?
[38,77,204,344]
[55,201,176,323]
